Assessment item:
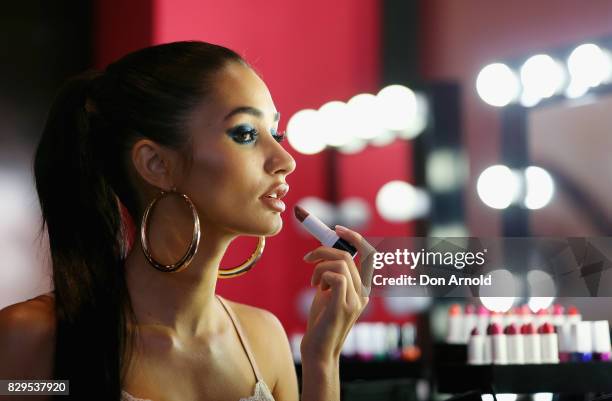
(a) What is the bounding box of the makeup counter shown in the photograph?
[289,303,612,401]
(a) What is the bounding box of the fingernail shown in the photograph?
[303,251,312,260]
[335,225,348,232]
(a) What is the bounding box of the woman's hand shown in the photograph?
[300,225,376,362]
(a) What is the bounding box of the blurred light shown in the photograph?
[370,130,396,147]
[527,269,556,301]
[480,269,518,312]
[287,109,327,154]
[528,297,555,313]
[347,93,385,140]
[533,393,554,401]
[318,101,354,147]
[520,54,566,105]
[476,63,520,107]
[482,394,517,401]
[426,149,468,192]
[565,80,590,99]
[397,93,428,139]
[383,294,432,315]
[337,138,368,154]
[376,84,418,131]
[376,180,430,222]
[567,43,612,92]
[477,165,521,209]
[429,223,469,237]
[524,166,554,209]
[338,197,371,229]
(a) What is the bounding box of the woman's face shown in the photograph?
[179,62,296,238]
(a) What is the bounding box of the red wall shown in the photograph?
[419,0,612,236]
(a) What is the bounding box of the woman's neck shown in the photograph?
[124,225,236,340]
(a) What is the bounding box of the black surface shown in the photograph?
[296,360,423,382]
[436,362,612,394]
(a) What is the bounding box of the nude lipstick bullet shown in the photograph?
[294,205,357,258]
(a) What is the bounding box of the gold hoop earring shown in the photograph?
[141,189,201,273]
[141,189,265,277]
[218,236,265,279]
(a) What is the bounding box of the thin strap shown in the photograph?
[215,294,262,382]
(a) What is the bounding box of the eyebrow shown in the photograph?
[224,106,280,122]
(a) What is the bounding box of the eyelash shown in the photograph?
[230,126,286,144]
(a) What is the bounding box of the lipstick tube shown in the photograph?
[468,327,486,365]
[488,323,508,365]
[505,323,525,365]
[592,320,612,361]
[521,323,542,364]
[294,205,357,257]
[447,304,464,344]
[463,304,477,343]
[539,322,560,363]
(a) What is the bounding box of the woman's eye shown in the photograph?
[271,128,286,143]
[228,125,259,144]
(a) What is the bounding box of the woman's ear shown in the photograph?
[131,139,177,190]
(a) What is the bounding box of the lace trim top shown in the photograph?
[121,294,275,401]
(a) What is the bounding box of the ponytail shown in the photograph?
[33,41,249,401]
[34,70,134,400]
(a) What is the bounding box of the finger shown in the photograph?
[334,226,377,297]
[311,260,350,290]
[334,225,375,257]
[304,247,361,295]
[319,271,347,310]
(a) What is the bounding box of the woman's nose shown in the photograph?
[264,137,296,176]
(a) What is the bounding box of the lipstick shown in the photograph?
[539,322,560,363]
[294,205,357,258]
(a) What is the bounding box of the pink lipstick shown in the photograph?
[294,205,357,258]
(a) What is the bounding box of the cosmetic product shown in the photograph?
[401,322,421,361]
[463,304,477,343]
[518,304,534,326]
[294,205,357,257]
[521,323,542,364]
[504,308,518,327]
[468,327,485,365]
[385,323,402,360]
[567,305,582,324]
[592,320,612,361]
[505,323,525,364]
[447,304,464,344]
[355,323,375,361]
[372,322,387,360]
[483,323,494,364]
[552,304,565,327]
[558,322,572,362]
[570,321,593,362]
[535,308,551,327]
[488,323,508,364]
[539,322,560,363]
[477,306,490,336]
[490,311,504,327]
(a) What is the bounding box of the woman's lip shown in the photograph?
[260,196,286,212]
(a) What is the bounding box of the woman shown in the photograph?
[0,41,370,401]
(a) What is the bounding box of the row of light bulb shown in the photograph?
[477,165,554,210]
[479,269,556,313]
[477,43,612,107]
[286,85,428,155]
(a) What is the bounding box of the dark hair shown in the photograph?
[33,41,247,400]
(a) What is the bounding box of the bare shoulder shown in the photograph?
[0,293,56,379]
[222,298,287,341]
[222,298,299,399]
